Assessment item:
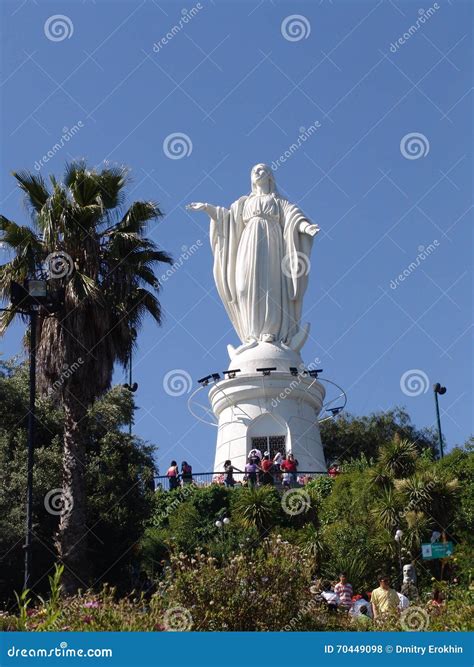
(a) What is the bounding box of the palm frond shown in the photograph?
[97,166,128,209]
[13,171,50,214]
[111,201,163,235]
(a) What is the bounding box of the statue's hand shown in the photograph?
[304,224,320,237]
[186,202,208,212]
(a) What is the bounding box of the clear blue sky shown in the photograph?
[1,0,472,473]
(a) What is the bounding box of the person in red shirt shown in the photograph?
[261,454,274,485]
[281,453,298,486]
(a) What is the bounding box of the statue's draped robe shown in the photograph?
[209,194,314,346]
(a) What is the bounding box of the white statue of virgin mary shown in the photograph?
[187,163,319,358]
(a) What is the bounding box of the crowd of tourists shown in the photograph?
[164,451,304,489]
[223,450,299,488]
[311,572,445,625]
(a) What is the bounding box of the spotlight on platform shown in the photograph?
[304,368,323,378]
[198,373,221,387]
[328,407,343,416]
[223,369,241,379]
[256,367,277,376]
[289,367,299,376]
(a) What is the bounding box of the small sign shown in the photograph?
[421,542,454,560]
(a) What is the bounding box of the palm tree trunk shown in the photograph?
[57,393,88,594]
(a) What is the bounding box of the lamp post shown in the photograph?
[395,529,403,587]
[7,279,63,589]
[215,517,231,551]
[433,383,447,459]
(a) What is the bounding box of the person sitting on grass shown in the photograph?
[428,589,445,614]
[371,575,400,620]
[350,603,371,627]
[349,592,373,619]
[320,580,341,612]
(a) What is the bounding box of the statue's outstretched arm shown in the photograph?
[186,202,218,221]
[298,220,320,237]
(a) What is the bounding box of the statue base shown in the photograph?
[209,342,326,474]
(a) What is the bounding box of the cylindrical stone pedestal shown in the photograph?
[209,342,326,474]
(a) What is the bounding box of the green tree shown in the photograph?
[0,164,171,592]
[0,371,157,602]
[321,407,438,463]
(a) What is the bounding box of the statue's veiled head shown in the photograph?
[250,163,278,194]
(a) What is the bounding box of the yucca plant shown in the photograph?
[232,486,281,537]
[0,163,172,592]
[377,436,418,478]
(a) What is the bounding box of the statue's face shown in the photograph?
[251,163,272,189]
[403,564,415,582]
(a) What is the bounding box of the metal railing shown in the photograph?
[154,470,330,491]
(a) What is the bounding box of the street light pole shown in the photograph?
[433,383,447,459]
[24,307,37,590]
[8,278,63,590]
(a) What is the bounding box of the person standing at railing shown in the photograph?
[167,460,180,491]
[248,447,262,462]
[245,457,259,488]
[224,460,243,487]
[181,461,193,485]
[261,454,275,485]
[281,453,298,487]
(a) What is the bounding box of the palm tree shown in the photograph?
[0,163,172,593]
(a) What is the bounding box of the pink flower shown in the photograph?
[83,601,100,609]
[81,615,93,624]
[154,623,166,631]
